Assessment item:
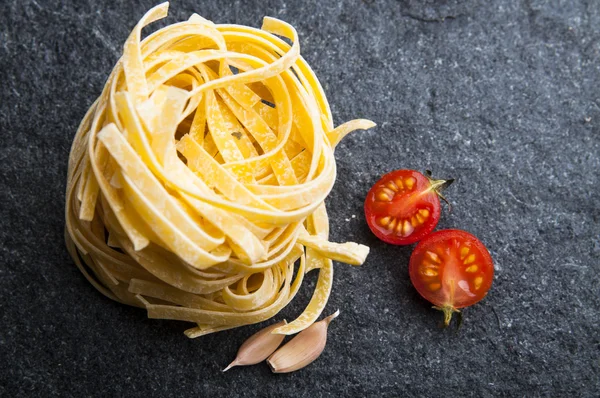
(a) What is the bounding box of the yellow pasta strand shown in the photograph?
[64,2,376,338]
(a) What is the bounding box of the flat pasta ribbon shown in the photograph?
[65,2,375,338]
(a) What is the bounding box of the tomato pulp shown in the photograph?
[364,170,449,245]
[409,229,494,326]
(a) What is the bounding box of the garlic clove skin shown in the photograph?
[267,310,339,373]
[223,320,287,372]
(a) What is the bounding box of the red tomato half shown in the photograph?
[364,170,444,245]
[409,229,494,326]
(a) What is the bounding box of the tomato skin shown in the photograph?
[364,170,441,245]
[409,229,494,325]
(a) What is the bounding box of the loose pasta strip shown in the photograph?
[65,2,375,338]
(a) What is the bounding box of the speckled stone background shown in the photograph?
[1,0,599,396]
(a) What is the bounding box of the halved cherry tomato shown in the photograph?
[364,170,451,245]
[409,229,494,326]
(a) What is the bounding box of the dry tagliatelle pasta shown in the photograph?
[65,2,375,338]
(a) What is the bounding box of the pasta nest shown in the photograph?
[65,2,375,337]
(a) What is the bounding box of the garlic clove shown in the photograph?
[223,320,287,372]
[267,310,340,373]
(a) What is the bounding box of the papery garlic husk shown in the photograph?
[267,310,340,373]
[223,320,287,372]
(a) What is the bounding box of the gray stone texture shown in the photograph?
[1,0,598,396]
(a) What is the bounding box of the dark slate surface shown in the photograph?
[1,0,599,396]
